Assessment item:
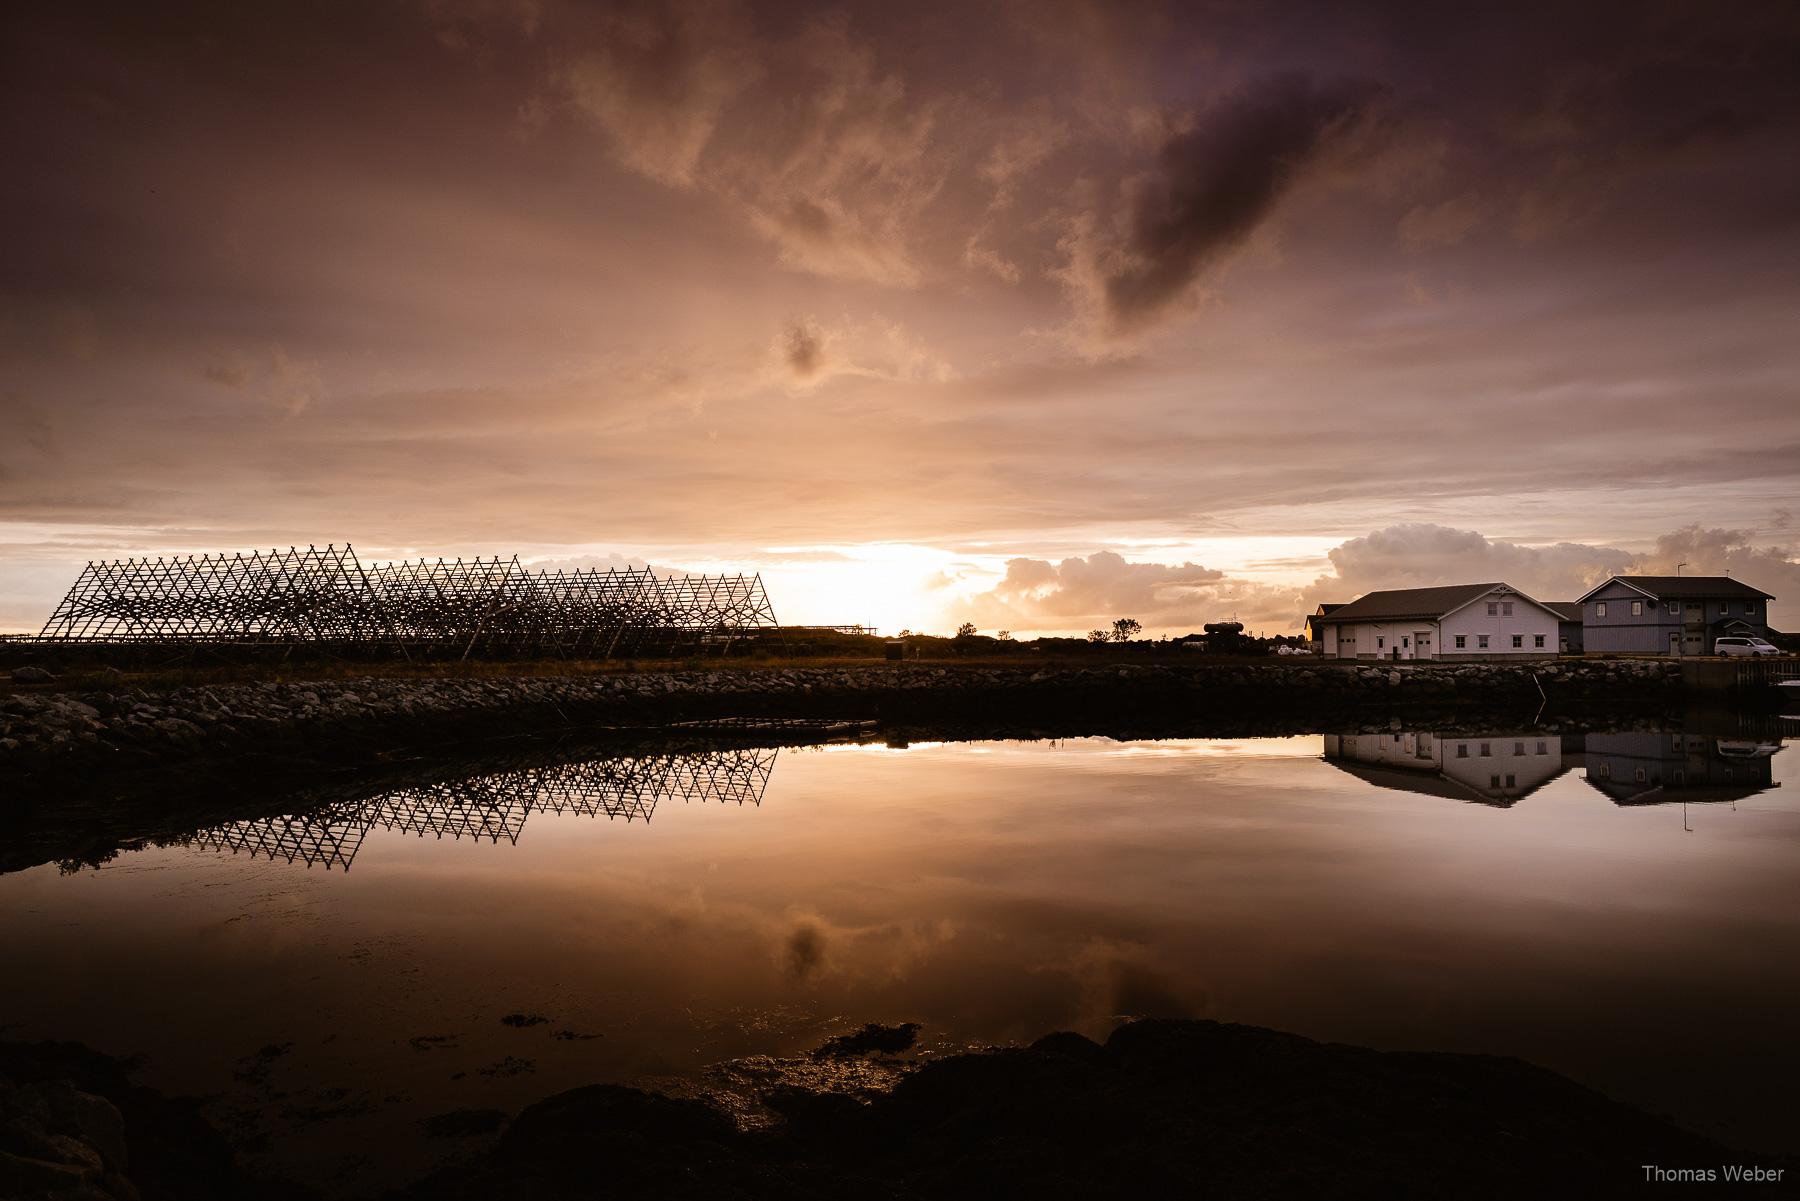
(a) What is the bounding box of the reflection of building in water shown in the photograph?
[187,748,778,871]
[1582,733,1782,804]
[1321,732,1568,806]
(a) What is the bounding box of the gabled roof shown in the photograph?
[1315,582,1560,625]
[1576,575,1774,603]
[1547,602,1582,621]
[1314,602,1346,616]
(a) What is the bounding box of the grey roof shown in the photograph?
[1314,583,1511,625]
[1581,575,1773,602]
[1315,602,1347,615]
[1547,602,1583,621]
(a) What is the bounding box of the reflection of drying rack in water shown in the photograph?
[185,748,778,872]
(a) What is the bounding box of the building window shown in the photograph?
[1513,741,1525,755]
[1456,744,1468,758]
[1376,636,1384,649]
[1724,601,1735,614]
[1502,602,1513,616]
[1668,601,1679,614]
[1630,600,1643,616]
[1748,601,1759,614]
[1505,774,1516,788]
[1597,762,1610,778]
[1634,767,1647,783]
[1511,634,1523,648]
[1490,775,1501,788]
[1478,634,1490,648]
[1534,634,1545,647]
[1479,742,1491,757]
[1454,635,1466,648]
[1536,740,1547,755]
[1487,602,1497,616]
[1597,602,1607,617]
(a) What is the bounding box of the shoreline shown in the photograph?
[2,659,1680,784]
[6,1016,1787,1201]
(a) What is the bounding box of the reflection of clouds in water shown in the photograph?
[785,920,827,983]
[1070,939,1206,1025]
[776,912,963,988]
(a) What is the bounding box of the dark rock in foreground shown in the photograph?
[0,1040,309,1201]
[391,1018,1773,1200]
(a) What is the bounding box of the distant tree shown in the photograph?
[996,630,1013,641]
[955,622,978,638]
[1087,629,1110,643]
[897,629,913,638]
[1111,618,1142,643]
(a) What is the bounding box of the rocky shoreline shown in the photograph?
[2,659,1680,782]
[7,1015,1780,1201]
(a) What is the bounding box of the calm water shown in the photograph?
[3,725,1797,1192]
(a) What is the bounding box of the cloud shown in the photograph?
[951,550,1300,634]
[1397,191,1486,251]
[782,321,824,379]
[201,345,324,416]
[1311,523,1637,605]
[555,0,762,188]
[1097,77,1379,332]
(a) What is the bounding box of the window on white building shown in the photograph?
[1478,634,1490,648]
[1454,635,1466,648]
[1505,774,1516,787]
[1502,602,1513,616]
[1536,741,1547,755]
[1514,741,1525,755]
[1490,775,1501,788]
[1479,743,1491,757]
[1534,634,1545,648]
[1511,634,1523,648]
[1456,744,1468,758]
[1486,602,1497,616]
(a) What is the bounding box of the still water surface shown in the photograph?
[2,727,1796,1191]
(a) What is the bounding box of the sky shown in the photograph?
[3,0,1798,635]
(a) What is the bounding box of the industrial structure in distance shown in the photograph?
[33,543,780,658]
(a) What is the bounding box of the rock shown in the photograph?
[10,666,56,683]
[0,1147,92,1193]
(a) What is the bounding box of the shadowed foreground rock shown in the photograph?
[390,1019,1773,1200]
[0,1041,310,1201]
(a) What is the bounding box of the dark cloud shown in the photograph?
[783,321,823,378]
[1102,77,1379,330]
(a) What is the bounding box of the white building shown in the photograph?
[1312,582,1563,661]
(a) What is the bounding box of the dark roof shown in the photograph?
[1547,602,1582,621]
[1580,575,1773,602]
[1315,583,1521,624]
[1315,603,1346,615]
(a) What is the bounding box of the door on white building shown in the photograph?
[1416,632,1432,660]
[1401,635,1412,661]
[1668,632,1681,657]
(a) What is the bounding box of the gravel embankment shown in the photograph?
[1,659,1679,779]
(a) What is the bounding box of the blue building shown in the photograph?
[1576,576,1774,656]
